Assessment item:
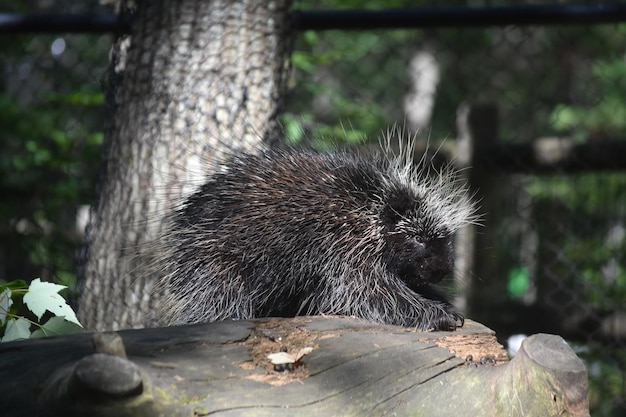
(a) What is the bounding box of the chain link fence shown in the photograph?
[1,1,625,415]
[0,1,110,289]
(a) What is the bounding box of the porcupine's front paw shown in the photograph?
[430,305,464,331]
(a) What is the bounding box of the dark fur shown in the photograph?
[156,144,476,331]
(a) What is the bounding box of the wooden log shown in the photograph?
[0,317,589,417]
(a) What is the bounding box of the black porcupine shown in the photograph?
[155,138,476,331]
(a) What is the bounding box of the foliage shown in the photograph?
[507,266,529,299]
[526,174,626,312]
[550,59,626,140]
[286,3,422,145]
[0,278,82,342]
[0,31,108,287]
[580,344,626,416]
[283,27,404,146]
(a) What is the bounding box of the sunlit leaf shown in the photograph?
[23,278,82,327]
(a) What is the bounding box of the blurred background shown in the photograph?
[1,1,625,415]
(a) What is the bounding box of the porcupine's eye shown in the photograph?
[385,232,454,288]
[407,236,426,257]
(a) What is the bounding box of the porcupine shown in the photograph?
[155,135,477,331]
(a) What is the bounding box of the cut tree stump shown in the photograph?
[0,316,589,417]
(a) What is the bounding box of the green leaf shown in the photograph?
[291,51,316,73]
[1,317,31,342]
[0,289,12,326]
[23,278,82,327]
[31,316,83,339]
[507,267,529,298]
[0,279,28,292]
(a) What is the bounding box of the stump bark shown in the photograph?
[0,317,589,417]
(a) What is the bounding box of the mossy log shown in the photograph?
[0,317,589,417]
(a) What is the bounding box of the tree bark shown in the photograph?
[78,0,294,331]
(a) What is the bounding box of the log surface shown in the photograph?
[0,316,589,417]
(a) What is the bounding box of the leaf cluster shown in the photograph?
[0,278,82,342]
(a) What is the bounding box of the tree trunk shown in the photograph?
[78,0,294,331]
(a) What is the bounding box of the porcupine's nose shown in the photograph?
[423,237,454,283]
